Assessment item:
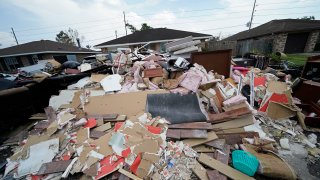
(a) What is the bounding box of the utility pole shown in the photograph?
[11,27,19,45]
[123,11,127,35]
[115,30,118,38]
[249,0,257,30]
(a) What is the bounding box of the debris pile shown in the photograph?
[1,37,320,179]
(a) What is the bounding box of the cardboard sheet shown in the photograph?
[266,101,297,120]
[146,93,207,124]
[85,90,167,117]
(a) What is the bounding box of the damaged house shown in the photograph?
[0,40,98,72]
[224,19,320,55]
[94,28,213,52]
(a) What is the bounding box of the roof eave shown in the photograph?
[0,50,100,58]
[94,36,212,48]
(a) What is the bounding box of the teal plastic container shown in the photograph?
[232,150,259,176]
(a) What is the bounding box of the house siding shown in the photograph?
[305,31,320,52]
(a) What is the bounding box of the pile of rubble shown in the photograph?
[1,36,319,180]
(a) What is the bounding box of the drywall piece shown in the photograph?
[90,74,108,83]
[80,63,92,72]
[280,138,290,150]
[168,122,213,130]
[146,93,206,124]
[133,139,159,155]
[118,168,143,180]
[93,132,113,156]
[198,153,255,180]
[183,131,218,147]
[90,90,105,97]
[95,155,125,180]
[77,127,89,144]
[37,160,73,175]
[266,101,296,120]
[192,161,209,180]
[100,74,122,92]
[267,81,288,93]
[58,112,76,127]
[49,90,78,110]
[109,132,126,155]
[68,77,92,89]
[94,122,112,132]
[16,138,59,178]
[85,90,167,117]
[212,115,254,130]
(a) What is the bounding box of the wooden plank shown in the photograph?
[205,139,226,150]
[168,122,213,130]
[198,153,254,180]
[118,168,143,180]
[180,129,207,139]
[192,161,209,180]
[193,145,215,153]
[207,170,227,180]
[207,107,251,124]
[217,132,259,145]
[166,129,181,139]
[183,131,218,147]
[93,122,112,132]
[37,160,73,175]
[214,145,230,165]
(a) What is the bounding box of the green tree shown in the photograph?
[140,23,153,31]
[125,23,153,33]
[298,16,315,20]
[126,23,137,33]
[56,28,84,46]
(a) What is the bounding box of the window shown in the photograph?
[4,57,19,70]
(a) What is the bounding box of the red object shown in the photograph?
[62,154,71,161]
[259,93,289,112]
[146,125,162,134]
[254,77,266,87]
[121,147,131,158]
[84,118,97,128]
[130,153,141,174]
[114,122,124,132]
[95,155,124,180]
[31,175,43,180]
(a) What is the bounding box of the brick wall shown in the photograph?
[304,31,319,52]
[272,33,287,52]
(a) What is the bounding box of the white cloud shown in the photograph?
[2,0,320,49]
[0,32,16,48]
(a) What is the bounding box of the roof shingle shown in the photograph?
[95,28,212,47]
[224,19,320,41]
[0,40,96,57]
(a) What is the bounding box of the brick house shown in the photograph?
[0,40,98,72]
[224,19,320,55]
[94,28,212,52]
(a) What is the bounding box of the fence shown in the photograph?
[236,39,273,56]
[207,40,237,56]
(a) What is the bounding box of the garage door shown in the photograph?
[284,32,309,53]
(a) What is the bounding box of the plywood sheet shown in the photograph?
[84,90,167,117]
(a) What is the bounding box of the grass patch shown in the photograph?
[286,54,308,66]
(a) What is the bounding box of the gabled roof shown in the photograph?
[95,28,212,48]
[0,40,97,57]
[224,19,320,41]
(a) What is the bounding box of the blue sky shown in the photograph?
[0,0,319,49]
